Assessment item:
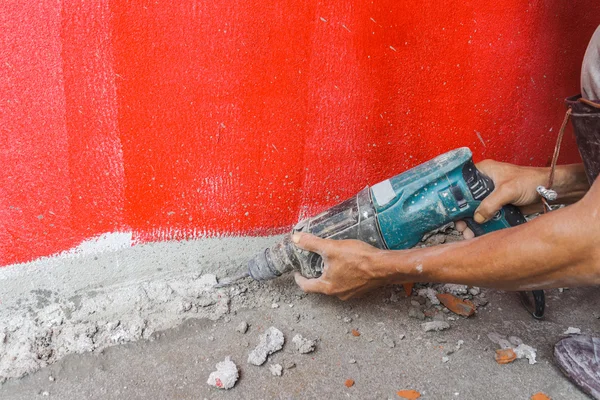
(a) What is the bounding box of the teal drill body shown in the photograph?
[372,147,523,250]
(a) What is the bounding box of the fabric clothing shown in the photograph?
[570,25,600,183]
[582,25,600,100]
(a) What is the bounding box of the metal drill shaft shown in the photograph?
[214,271,250,288]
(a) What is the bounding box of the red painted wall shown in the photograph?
[1,1,598,266]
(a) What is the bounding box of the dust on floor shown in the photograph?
[2,275,598,400]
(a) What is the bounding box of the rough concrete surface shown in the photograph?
[0,234,599,399]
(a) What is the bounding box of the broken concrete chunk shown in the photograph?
[269,363,283,376]
[468,286,481,296]
[292,334,316,354]
[236,321,248,334]
[421,321,450,332]
[514,344,537,365]
[207,356,239,390]
[417,288,440,305]
[564,327,581,335]
[247,327,284,366]
[442,284,468,295]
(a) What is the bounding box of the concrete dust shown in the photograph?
[1,284,598,399]
[0,236,282,382]
[0,232,598,399]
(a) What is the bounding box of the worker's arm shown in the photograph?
[293,162,597,300]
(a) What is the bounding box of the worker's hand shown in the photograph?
[456,160,547,239]
[292,232,389,300]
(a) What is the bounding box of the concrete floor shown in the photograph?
[1,279,598,400]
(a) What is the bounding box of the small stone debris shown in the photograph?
[236,321,249,334]
[247,327,285,366]
[269,363,283,377]
[417,288,440,305]
[564,327,581,335]
[283,360,296,369]
[348,359,357,364]
[382,336,395,348]
[487,332,512,349]
[207,357,239,390]
[508,336,523,346]
[421,321,450,332]
[408,307,426,320]
[468,287,481,296]
[472,296,489,307]
[442,356,450,363]
[442,284,469,295]
[292,334,316,354]
[41,391,50,396]
[343,317,353,323]
[398,334,406,340]
[48,376,55,382]
[271,303,279,309]
[491,333,537,365]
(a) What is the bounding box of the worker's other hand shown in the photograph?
[456,160,546,239]
[292,232,388,300]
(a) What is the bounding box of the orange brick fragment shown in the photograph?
[531,393,551,400]
[396,389,421,399]
[436,293,476,317]
[403,283,414,297]
[495,348,517,364]
[345,379,355,388]
[351,329,360,337]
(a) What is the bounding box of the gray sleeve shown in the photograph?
[582,25,600,100]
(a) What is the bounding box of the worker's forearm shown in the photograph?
[550,164,590,201]
[375,186,600,291]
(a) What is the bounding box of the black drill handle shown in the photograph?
[463,165,545,319]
